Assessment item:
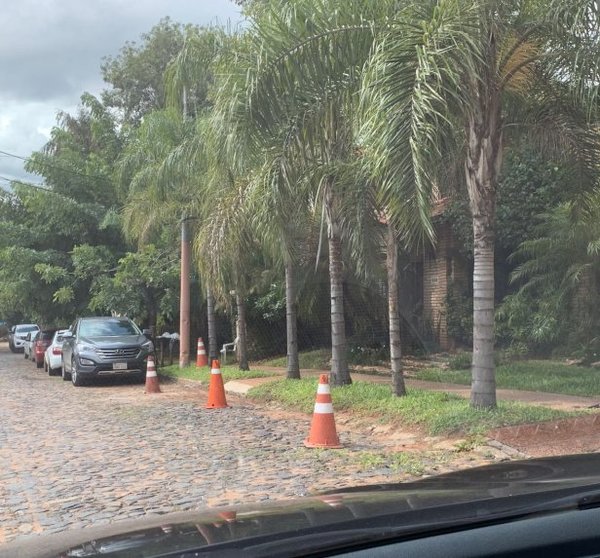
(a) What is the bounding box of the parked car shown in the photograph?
[61,316,154,386]
[23,330,39,360]
[8,323,39,353]
[44,329,69,376]
[31,328,61,368]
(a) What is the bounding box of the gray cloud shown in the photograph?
[0,0,242,181]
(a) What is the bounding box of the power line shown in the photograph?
[0,149,111,183]
[0,150,30,162]
[0,176,79,199]
[0,175,50,191]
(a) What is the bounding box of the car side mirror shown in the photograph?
[62,331,73,339]
[10,326,15,333]
[142,328,153,338]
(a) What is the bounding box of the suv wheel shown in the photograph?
[71,357,85,387]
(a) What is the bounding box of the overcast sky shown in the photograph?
[0,0,242,186]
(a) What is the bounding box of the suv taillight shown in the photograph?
[52,347,62,355]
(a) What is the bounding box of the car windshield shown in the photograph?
[16,325,38,333]
[79,319,140,337]
[2,0,600,555]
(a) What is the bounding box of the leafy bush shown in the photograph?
[495,291,565,355]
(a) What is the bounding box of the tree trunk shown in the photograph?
[235,291,249,371]
[470,223,496,408]
[206,287,218,362]
[465,93,502,409]
[386,223,406,396]
[285,257,300,379]
[325,182,351,386]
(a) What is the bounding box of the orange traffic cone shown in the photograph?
[144,355,161,394]
[206,359,228,408]
[304,374,342,448]
[196,337,208,367]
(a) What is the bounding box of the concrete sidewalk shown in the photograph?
[225,365,600,412]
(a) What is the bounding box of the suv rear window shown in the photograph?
[79,319,140,337]
[41,331,56,341]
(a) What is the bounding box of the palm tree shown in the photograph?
[243,0,598,407]
[205,28,335,381]
[164,28,227,362]
[361,0,599,407]
[248,157,312,379]
[239,0,403,386]
[118,108,194,244]
[194,160,257,371]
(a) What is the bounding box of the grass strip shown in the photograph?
[417,360,600,397]
[247,378,579,436]
[160,364,272,382]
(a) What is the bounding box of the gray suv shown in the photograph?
[61,317,154,386]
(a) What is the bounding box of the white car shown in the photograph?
[10,324,40,354]
[23,331,38,360]
[44,329,69,376]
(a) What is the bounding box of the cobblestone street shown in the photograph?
[0,342,512,547]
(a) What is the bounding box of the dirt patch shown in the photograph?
[490,414,600,457]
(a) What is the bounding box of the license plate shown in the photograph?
[113,362,127,370]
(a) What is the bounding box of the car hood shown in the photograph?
[77,335,147,347]
[5,453,600,558]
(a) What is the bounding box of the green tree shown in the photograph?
[102,17,202,126]
[0,94,126,324]
[89,245,179,329]
[238,0,598,408]
[240,0,402,386]
[163,26,233,362]
[359,0,598,408]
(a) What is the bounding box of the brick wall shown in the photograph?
[422,222,469,350]
[423,223,452,349]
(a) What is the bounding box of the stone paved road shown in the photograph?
[0,342,512,547]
